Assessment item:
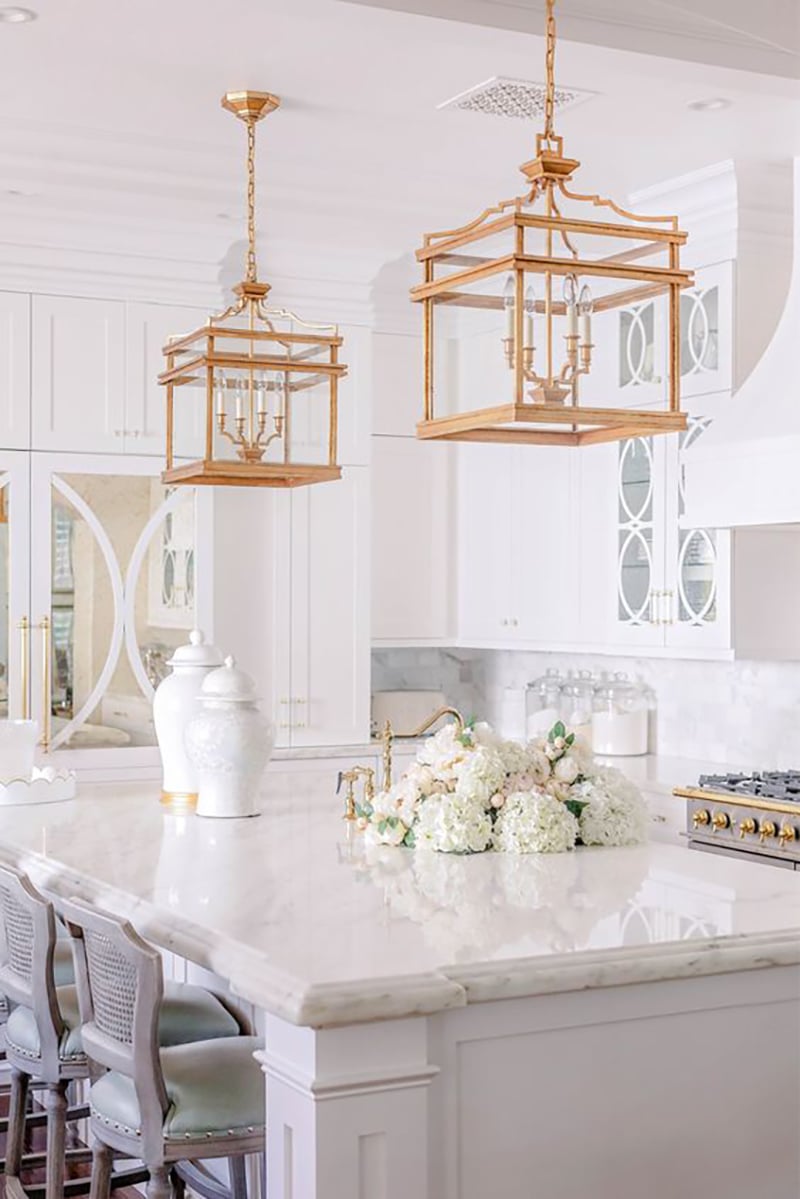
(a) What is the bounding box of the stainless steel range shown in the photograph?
[673,773,800,869]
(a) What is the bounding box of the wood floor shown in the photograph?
[0,1086,141,1199]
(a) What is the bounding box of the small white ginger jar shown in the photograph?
[153,630,223,809]
[185,657,274,819]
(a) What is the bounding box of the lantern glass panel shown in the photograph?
[432,268,517,418]
[429,222,516,285]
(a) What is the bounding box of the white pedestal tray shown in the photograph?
[0,768,77,806]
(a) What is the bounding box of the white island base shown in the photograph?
[0,773,798,1198]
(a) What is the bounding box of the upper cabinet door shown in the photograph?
[679,261,732,400]
[372,436,452,642]
[515,447,578,643]
[457,442,516,642]
[289,467,370,747]
[0,292,31,450]
[32,296,125,453]
[125,303,208,459]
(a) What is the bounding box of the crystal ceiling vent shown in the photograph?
[438,76,595,120]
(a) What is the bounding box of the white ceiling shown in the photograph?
[0,0,796,298]
[347,0,800,78]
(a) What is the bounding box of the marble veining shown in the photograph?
[0,769,798,1027]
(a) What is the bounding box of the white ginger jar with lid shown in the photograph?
[153,630,223,809]
[185,656,274,819]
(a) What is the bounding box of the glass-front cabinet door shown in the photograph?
[663,415,731,650]
[29,454,211,766]
[614,435,666,647]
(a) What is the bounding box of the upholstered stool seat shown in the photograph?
[90,1036,264,1143]
[5,981,241,1065]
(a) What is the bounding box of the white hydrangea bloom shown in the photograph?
[492,790,579,854]
[415,793,493,854]
[575,767,648,847]
[454,745,507,807]
[496,739,531,777]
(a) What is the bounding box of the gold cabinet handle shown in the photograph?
[18,617,30,720]
[37,616,51,752]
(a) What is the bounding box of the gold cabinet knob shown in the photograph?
[711,810,730,832]
[759,820,778,844]
[778,824,797,848]
[692,809,711,828]
[738,817,758,839]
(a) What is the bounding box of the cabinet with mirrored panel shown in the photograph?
[18,454,212,770]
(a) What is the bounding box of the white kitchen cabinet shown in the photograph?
[578,418,732,654]
[217,469,370,750]
[458,443,577,646]
[372,436,452,643]
[126,302,207,458]
[0,452,32,720]
[372,331,422,437]
[0,292,31,449]
[289,467,370,747]
[32,296,126,453]
[27,452,212,773]
[337,324,371,466]
[458,443,515,642]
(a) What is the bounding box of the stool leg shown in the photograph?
[45,1079,69,1199]
[89,1141,113,1199]
[5,1068,30,1178]
[229,1156,247,1199]
[146,1165,173,1199]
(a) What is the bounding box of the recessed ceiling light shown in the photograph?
[0,6,37,21]
[687,97,731,112]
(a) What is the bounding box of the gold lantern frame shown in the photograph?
[160,91,347,488]
[410,1,692,448]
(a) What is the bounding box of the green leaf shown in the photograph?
[355,802,373,820]
[377,819,388,834]
[552,721,566,739]
[403,829,416,849]
[565,798,587,821]
[565,733,575,747]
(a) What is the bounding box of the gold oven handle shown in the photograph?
[18,617,30,720]
[37,616,51,752]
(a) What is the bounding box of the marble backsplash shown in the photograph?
[371,648,800,769]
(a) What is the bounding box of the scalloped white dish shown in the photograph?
[0,770,77,806]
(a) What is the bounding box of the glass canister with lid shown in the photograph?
[591,672,648,756]
[525,668,562,738]
[560,669,594,742]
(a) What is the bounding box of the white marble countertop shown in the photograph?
[0,768,797,1028]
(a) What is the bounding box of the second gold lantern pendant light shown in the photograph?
[160,91,348,488]
[410,0,692,447]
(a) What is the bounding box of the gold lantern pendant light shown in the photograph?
[160,91,347,487]
[411,0,691,447]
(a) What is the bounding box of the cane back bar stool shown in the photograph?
[61,897,265,1199]
[0,866,248,1199]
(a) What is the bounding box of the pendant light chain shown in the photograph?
[246,117,257,283]
[543,0,557,143]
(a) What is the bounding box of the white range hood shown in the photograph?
[683,158,799,529]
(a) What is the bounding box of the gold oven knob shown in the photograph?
[711,811,730,831]
[759,820,778,844]
[738,817,758,839]
[778,824,797,848]
[692,809,711,828]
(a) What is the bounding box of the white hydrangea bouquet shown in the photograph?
[357,720,648,855]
